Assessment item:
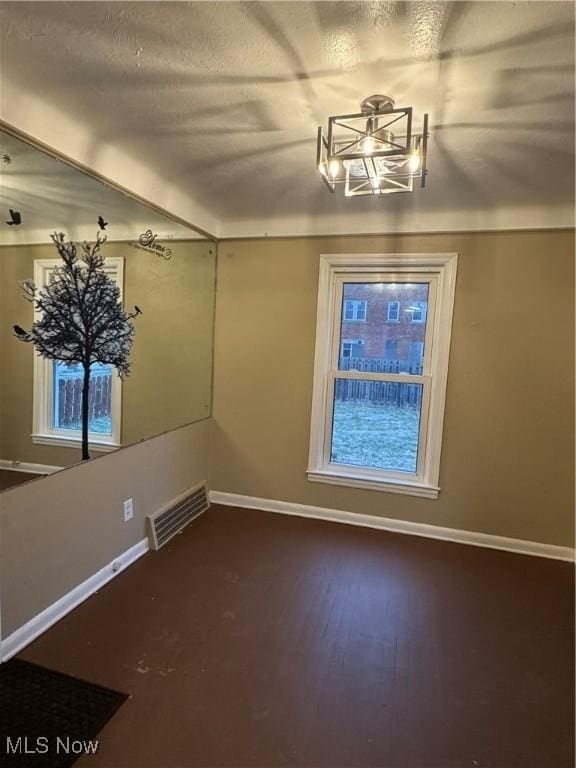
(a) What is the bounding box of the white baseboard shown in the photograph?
[209,491,575,563]
[0,539,149,662]
[0,459,64,475]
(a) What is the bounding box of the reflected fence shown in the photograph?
[336,359,423,407]
[54,365,112,429]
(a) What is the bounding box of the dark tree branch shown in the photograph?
[14,232,141,460]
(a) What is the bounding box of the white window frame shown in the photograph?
[386,300,400,322]
[31,257,124,452]
[343,298,367,322]
[408,301,427,324]
[341,340,354,359]
[307,253,458,499]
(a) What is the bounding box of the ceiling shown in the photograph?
[0,1,574,238]
[0,131,204,244]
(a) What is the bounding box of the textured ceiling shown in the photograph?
[0,1,574,237]
[0,131,204,244]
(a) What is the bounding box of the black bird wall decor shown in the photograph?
[98,215,108,230]
[6,209,21,226]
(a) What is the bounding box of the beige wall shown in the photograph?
[0,419,210,637]
[210,230,575,548]
[0,240,216,467]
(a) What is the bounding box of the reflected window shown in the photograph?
[31,258,123,451]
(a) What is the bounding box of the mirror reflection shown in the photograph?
[0,129,216,490]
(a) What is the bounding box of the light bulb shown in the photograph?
[329,160,340,178]
[408,153,421,173]
[363,136,376,155]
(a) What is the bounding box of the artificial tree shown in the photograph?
[14,231,141,461]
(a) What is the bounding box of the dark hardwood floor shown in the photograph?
[18,505,574,768]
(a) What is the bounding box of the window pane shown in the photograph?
[342,299,367,322]
[331,378,423,473]
[53,362,113,435]
[339,282,429,374]
[387,301,399,322]
[408,301,427,323]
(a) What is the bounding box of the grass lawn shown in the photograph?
[331,400,421,473]
[56,415,112,435]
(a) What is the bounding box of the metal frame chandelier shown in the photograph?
[317,94,429,197]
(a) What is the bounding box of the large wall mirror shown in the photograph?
[0,127,216,491]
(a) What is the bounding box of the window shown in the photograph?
[408,301,427,323]
[409,341,424,365]
[31,257,124,452]
[308,253,458,498]
[341,341,353,359]
[387,301,400,322]
[341,340,364,359]
[384,339,398,360]
[343,299,367,321]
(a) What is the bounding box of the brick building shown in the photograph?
[340,282,429,365]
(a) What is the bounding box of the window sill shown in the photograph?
[31,434,120,453]
[307,469,439,499]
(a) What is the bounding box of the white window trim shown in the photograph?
[307,253,458,499]
[31,257,124,452]
[341,340,353,358]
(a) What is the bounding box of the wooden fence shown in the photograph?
[55,371,112,428]
[336,358,423,407]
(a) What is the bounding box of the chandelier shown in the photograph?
[317,95,429,197]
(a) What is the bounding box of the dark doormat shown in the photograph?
[0,658,128,767]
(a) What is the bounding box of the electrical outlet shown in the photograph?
[123,498,134,522]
